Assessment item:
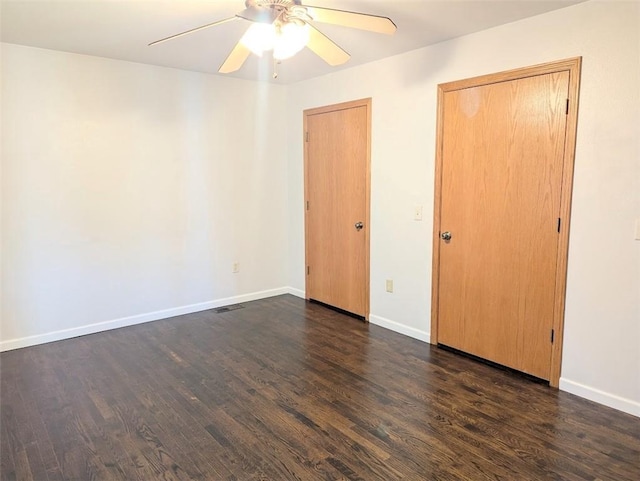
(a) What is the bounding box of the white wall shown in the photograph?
[286,0,640,416]
[1,44,289,349]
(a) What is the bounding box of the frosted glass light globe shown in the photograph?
[273,22,310,60]
[240,23,277,56]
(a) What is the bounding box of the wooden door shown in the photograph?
[304,99,371,318]
[432,59,581,384]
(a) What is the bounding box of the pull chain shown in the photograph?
[273,56,280,79]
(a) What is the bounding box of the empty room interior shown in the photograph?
[1,0,639,480]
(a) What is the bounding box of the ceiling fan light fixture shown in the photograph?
[273,22,310,60]
[240,22,276,56]
[240,19,309,60]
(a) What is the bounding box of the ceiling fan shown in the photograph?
[149,0,396,74]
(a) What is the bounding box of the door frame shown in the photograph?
[303,98,372,319]
[430,58,582,387]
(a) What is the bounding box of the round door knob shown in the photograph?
[355,222,364,231]
[441,231,452,241]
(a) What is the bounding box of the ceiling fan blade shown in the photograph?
[306,25,350,66]
[219,41,252,74]
[305,6,396,35]
[149,17,238,46]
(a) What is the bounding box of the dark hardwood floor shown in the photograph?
[1,295,639,480]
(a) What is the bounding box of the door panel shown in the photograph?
[437,72,570,380]
[305,101,369,317]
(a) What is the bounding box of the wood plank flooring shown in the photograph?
[1,294,639,480]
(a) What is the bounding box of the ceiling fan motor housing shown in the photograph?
[245,0,310,26]
[245,0,303,8]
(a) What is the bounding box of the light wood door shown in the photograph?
[433,61,580,382]
[304,99,371,317]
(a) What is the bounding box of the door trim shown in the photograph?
[430,58,582,387]
[303,98,372,319]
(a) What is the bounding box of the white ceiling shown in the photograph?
[1,0,586,83]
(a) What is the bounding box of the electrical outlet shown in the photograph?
[233,262,240,273]
[386,279,393,293]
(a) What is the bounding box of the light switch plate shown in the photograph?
[414,205,423,221]
[385,279,393,293]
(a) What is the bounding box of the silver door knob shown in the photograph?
[441,231,452,241]
[355,222,364,231]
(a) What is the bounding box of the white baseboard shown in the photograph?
[0,287,290,352]
[369,314,430,344]
[286,287,306,299]
[6,292,637,420]
[365,317,639,418]
[559,378,640,418]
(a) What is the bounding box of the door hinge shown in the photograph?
[306,201,309,211]
[306,266,310,275]
[305,131,309,142]
[566,98,569,115]
[551,329,555,343]
[557,218,561,233]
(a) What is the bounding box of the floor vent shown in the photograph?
[211,304,245,314]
